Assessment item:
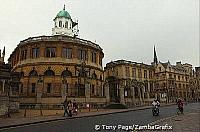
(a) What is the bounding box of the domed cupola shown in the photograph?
[52,5,78,37]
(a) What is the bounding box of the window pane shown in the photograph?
[31,83,36,93]
[66,48,72,58]
[51,48,56,57]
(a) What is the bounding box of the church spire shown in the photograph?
[154,45,158,64]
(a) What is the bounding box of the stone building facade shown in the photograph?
[0,47,10,96]
[0,47,19,116]
[104,60,156,106]
[104,60,199,105]
[189,67,200,101]
[155,61,192,102]
[8,7,107,107]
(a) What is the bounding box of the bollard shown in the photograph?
[40,105,43,116]
[24,108,27,117]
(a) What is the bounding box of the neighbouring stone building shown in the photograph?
[8,6,107,108]
[155,61,192,102]
[189,67,200,101]
[0,47,19,116]
[0,47,10,96]
[104,60,156,106]
[104,46,199,106]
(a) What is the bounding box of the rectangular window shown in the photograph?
[125,67,130,77]
[91,51,97,63]
[132,68,136,78]
[169,74,172,78]
[47,83,51,93]
[144,70,147,78]
[21,50,27,60]
[150,82,153,92]
[45,48,56,58]
[32,48,40,58]
[78,49,87,60]
[138,69,142,78]
[62,48,72,59]
[179,83,181,88]
[91,85,95,94]
[149,71,153,79]
[21,84,23,93]
[31,83,36,93]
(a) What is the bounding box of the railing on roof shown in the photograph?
[19,35,102,50]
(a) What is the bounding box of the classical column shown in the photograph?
[137,87,142,103]
[104,82,110,103]
[85,81,90,103]
[2,80,5,93]
[36,76,43,104]
[131,87,135,105]
[142,86,145,104]
[119,82,125,104]
[147,83,150,102]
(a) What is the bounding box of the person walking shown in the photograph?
[73,99,78,115]
[67,100,73,117]
[63,98,68,117]
[177,98,184,114]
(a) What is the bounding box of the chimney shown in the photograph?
[176,61,182,67]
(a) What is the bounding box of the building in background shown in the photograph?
[104,46,199,106]
[0,47,10,96]
[0,47,19,116]
[189,67,200,101]
[154,61,192,102]
[8,6,106,108]
[104,60,155,106]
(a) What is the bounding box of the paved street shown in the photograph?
[0,102,199,132]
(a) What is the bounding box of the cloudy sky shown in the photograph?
[0,0,199,67]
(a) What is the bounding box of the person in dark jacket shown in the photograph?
[63,98,69,117]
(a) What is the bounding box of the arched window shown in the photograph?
[29,70,38,77]
[20,72,24,77]
[61,69,72,77]
[100,75,102,80]
[92,72,97,79]
[59,21,62,27]
[65,21,68,28]
[44,69,55,76]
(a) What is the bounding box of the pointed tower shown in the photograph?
[153,45,158,65]
[52,5,78,37]
[0,46,5,63]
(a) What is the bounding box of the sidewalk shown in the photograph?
[0,103,175,129]
[147,112,200,132]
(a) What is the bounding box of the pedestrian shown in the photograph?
[177,98,183,114]
[67,100,73,117]
[63,98,68,117]
[73,99,78,115]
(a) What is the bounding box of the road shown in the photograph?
[1,102,199,132]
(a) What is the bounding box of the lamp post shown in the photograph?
[76,61,90,106]
[37,75,43,115]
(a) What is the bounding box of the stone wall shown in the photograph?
[0,96,9,116]
[0,96,19,116]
